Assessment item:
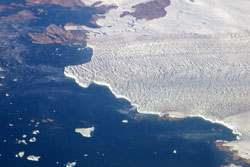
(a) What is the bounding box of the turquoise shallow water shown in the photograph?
[0,1,241,167]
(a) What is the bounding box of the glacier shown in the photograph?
[65,0,250,160]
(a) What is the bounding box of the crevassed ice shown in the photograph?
[65,0,250,160]
[65,34,250,159]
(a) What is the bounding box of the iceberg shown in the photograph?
[27,155,40,161]
[75,127,95,138]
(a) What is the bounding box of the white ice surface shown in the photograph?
[122,120,128,123]
[65,0,250,160]
[66,162,77,167]
[75,127,95,138]
[224,164,242,167]
[27,155,40,161]
[16,151,25,158]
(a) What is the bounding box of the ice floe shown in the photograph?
[17,139,27,145]
[15,151,25,158]
[32,130,39,135]
[27,155,40,161]
[122,120,128,123]
[66,162,76,167]
[75,127,95,138]
[29,137,36,143]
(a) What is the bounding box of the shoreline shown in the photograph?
[64,68,240,134]
[64,69,247,161]
[63,0,250,161]
[64,32,250,162]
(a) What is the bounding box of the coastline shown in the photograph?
[64,70,250,165]
[63,0,250,163]
[64,34,250,162]
[64,32,250,161]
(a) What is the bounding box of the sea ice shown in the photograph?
[32,130,39,135]
[75,127,95,138]
[27,155,40,161]
[66,162,76,167]
[15,151,25,158]
[17,139,27,145]
[122,120,128,123]
[29,137,36,143]
[224,164,242,167]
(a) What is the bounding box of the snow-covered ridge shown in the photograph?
[65,0,250,160]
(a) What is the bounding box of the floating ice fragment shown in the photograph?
[29,137,36,143]
[66,162,76,167]
[27,155,40,161]
[224,164,242,167]
[32,130,39,135]
[122,120,128,123]
[15,151,25,158]
[75,127,95,138]
[18,139,27,145]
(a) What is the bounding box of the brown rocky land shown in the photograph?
[10,3,28,8]
[25,0,86,8]
[28,24,87,46]
[215,141,250,167]
[90,14,105,26]
[5,10,39,20]
[0,5,14,12]
[120,0,170,20]
[89,2,117,26]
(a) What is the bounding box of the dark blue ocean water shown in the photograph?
[0,78,238,167]
[0,1,242,167]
